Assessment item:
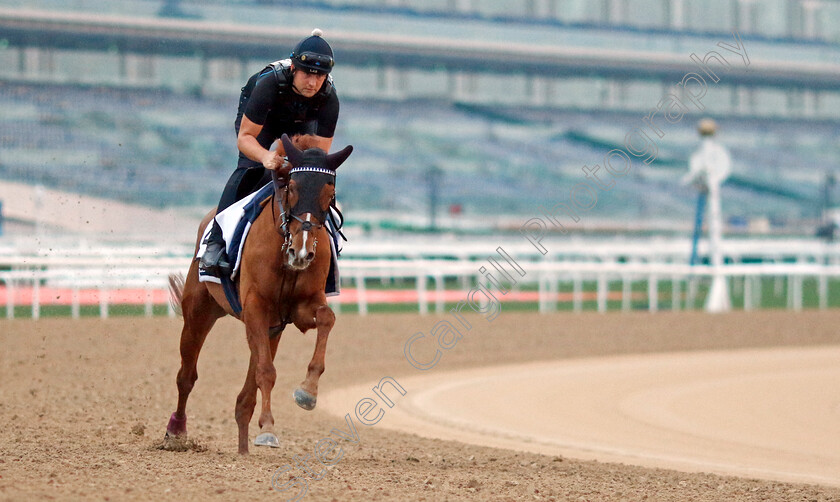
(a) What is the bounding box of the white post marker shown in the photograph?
[683,119,732,313]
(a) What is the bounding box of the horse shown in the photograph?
[165,133,353,454]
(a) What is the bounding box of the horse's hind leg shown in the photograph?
[294,304,335,411]
[166,275,224,439]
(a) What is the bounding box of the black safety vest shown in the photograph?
[234,59,334,134]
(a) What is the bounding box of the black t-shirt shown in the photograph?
[237,70,340,168]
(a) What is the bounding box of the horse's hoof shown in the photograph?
[293,388,317,411]
[166,412,187,437]
[254,432,280,448]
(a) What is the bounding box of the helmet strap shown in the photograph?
[289,65,304,96]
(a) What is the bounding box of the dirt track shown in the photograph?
[2,311,840,501]
[326,347,840,487]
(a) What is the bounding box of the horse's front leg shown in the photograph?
[253,334,282,449]
[234,353,258,454]
[235,296,278,453]
[293,304,335,411]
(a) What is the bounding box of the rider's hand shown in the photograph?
[262,150,281,170]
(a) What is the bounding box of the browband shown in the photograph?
[290,166,335,176]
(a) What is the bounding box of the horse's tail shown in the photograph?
[168,273,185,317]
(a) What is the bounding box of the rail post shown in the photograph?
[621,274,631,312]
[416,273,428,315]
[3,273,14,320]
[819,274,828,310]
[99,285,108,319]
[597,273,607,313]
[72,286,80,319]
[355,272,368,316]
[32,269,40,321]
[648,274,658,313]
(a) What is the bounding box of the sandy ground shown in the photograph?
[324,347,840,487]
[2,310,840,501]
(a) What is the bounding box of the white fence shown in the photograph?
[3,252,840,319]
[0,256,185,320]
[334,259,840,315]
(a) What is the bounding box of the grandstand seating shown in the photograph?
[0,82,232,207]
[0,80,837,232]
[1,0,838,234]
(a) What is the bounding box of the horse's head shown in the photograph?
[278,134,353,270]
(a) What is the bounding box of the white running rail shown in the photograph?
[2,253,840,319]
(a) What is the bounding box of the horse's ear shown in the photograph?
[281,134,303,167]
[326,145,353,172]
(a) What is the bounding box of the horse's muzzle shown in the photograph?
[287,246,315,270]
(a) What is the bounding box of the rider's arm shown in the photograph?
[237,116,282,169]
[239,121,333,169]
[239,76,284,169]
[316,89,340,144]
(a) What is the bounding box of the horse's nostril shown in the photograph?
[287,248,295,258]
[306,252,315,261]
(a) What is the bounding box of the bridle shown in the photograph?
[269,166,333,334]
[271,167,333,257]
[264,136,351,335]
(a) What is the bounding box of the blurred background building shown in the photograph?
[0,0,838,242]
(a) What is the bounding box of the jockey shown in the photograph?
[200,29,340,276]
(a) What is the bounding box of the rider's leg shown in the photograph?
[324,201,344,296]
[200,167,268,274]
[219,167,270,214]
[199,219,229,274]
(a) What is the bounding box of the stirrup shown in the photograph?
[200,241,231,275]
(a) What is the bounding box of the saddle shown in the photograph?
[196,182,343,314]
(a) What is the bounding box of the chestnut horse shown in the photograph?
[165,134,352,454]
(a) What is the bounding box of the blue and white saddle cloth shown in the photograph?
[197,183,341,298]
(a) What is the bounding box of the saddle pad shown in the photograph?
[197,183,341,298]
[197,182,274,284]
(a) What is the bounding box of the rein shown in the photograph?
[269,170,301,333]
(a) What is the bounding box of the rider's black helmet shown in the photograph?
[290,28,334,75]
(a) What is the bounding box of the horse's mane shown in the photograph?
[291,134,322,152]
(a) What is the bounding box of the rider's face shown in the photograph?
[291,67,327,98]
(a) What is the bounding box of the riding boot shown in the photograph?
[199,219,231,276]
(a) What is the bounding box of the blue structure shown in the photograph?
[689,193,706,266]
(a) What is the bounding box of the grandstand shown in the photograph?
[0,82,232,208]
[0,0,838,239]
